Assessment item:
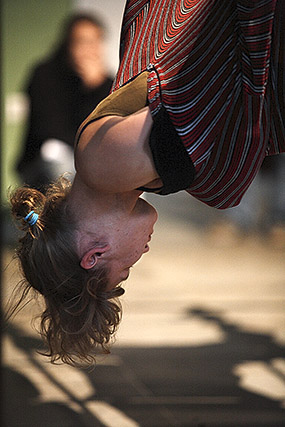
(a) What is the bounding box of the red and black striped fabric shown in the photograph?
[112,0,284,208]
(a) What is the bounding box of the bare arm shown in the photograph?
[75,107,160,193]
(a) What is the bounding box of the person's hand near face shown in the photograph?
[70,20,106,88]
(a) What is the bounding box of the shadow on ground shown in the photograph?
[2,307,285,427]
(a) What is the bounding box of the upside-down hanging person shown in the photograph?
[9,0,284,366]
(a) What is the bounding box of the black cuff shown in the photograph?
[149,106,195,195]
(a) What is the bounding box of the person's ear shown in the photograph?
[80,244,111,270]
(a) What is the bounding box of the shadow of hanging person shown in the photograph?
[183,307,285,406]
[187,307,285,362]
[84,307,285,427]
[188,307,284,354]
[2,322,103,427]
[3,312,285,426]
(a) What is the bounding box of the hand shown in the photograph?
[73,56,106,88]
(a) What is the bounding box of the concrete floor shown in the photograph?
[2,191,285,426]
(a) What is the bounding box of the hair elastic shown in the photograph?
[24,210,39,226]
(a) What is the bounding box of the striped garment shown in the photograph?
[112,0,284,208]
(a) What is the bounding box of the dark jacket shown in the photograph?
[17,49,113,185]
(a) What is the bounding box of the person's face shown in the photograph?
[69,20,104,64]
[107,197,158,288]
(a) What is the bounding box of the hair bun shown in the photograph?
[9,187,46,231]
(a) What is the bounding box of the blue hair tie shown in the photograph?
[24,210,39,226]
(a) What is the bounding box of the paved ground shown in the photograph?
[2,192,285,426]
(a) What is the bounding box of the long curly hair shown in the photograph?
[8,176,124,367]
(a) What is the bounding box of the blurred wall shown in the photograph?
[2,0,125,203]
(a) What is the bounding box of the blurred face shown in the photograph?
[69,20,104,65]
[107,197,158,288]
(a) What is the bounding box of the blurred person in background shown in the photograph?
[16,13,113,190]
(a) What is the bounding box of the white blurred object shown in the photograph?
[40,139,76,180]
[5,92,29,124]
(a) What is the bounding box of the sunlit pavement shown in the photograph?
[2,192,285,426]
